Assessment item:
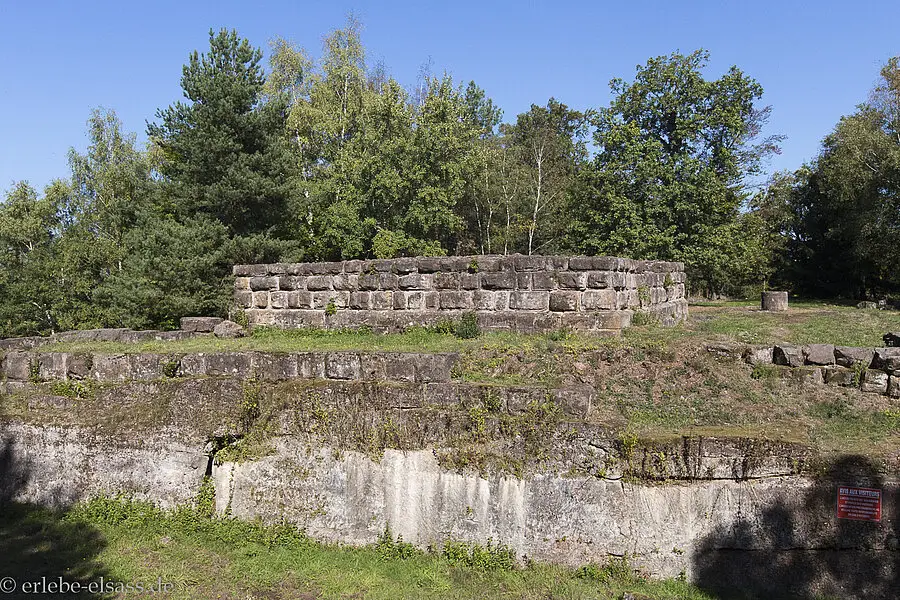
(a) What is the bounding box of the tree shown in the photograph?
[505,99,586,255]
[0,182,62,336]
[777,57,900,298]
[148,29,293,236]
[569,50,781,295]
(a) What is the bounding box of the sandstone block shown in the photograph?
[434,272,460,289]
[65,353,93,380]
[378,273,399,289]
[460,273,480,290]
[744,346,774,366]
[251,353,297,381]
[834,346,874,368]
[481,272,516,290]
[325,353,361,380]
[372,291,393,310]
[306,275,333,291]
[406,292,424,310]
[823,366,856,387]
[349,291,372,310]
[803,344,835,366]
[205,353,251,377]
[249,276,278,291]
[549,291,579,312]
[581,289,617,310]
[234,291,252,308]
[887,375,899,398]
[252,292,268,309]
[3,352,31,381]
[531,272,557,290]
[214,320,246,339]
[439,291,474,310]
[332,274,356,291]
[424,292,440,310]
[873,348,900,372]
[357,273,379,290]
[761,291,788,311]
[296,352,326,378]
[392,291,408,310]
[473,291,495,311]
[415,353,457,383]
[287,291,313,309]
[509,291,549,311]
[556,272,585,289]
[861,369,889,394]
[381,354,417,383]
[773,345,804,367]
[269,291,288,309]
[91,354,131,381]
[398,274,427,290]
[416,257,447,273]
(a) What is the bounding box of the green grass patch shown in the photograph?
[0,497,714,600]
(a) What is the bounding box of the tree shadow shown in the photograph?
[0,425,111,599]
[693,455,899,599]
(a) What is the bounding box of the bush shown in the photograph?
[454,312,481,339]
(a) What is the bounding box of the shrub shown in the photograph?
[454,312,481,339]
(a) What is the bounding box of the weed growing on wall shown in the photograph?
[454,312,480,339]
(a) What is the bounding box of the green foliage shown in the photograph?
[440,539,517,571]
[50,380,92,399]
[149,29,293,236]
[161,360,180,378]
[324,298,338,316]
[568,49,782,296]
[241,378,262,430]
[766,58,900,299]
[575,556,641,585]
[454,311,481,339]
[374,526,419,560]
[27,360,41,383]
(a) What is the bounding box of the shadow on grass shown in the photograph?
[693,455,899,600]
[0,426,110,599]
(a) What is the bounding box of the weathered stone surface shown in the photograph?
[743,346,773,366]
[581,289,617,311]
[888,375,900,398]
[325,353,362,380]
[509,291,549,311]
[861,370,889,394]
[803,344,835,366]
[480,271,516,290]
[823,366,857,387]
[773,345,804,367]
[234,255,687,334]
[872,347,900,372]
[761,291,788,311]
[213,320,245,339]
[180,316,223,333]
[834,346,875,368]
[857,301,878,310]
[205,353,252,377]
[549,291,579,312]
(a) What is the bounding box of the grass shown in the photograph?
[31,301,900,357]
[0,497,713,600]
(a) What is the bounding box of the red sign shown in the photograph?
[837,486,882,522]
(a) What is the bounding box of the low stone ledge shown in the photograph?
[745,343,900,399]
[0,350,460,386]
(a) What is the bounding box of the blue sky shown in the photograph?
[1,0,898,193]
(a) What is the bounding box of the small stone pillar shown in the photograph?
[761,291,788,311]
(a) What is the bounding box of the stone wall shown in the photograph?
[233,254,687,334]
[740,343,900,398]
